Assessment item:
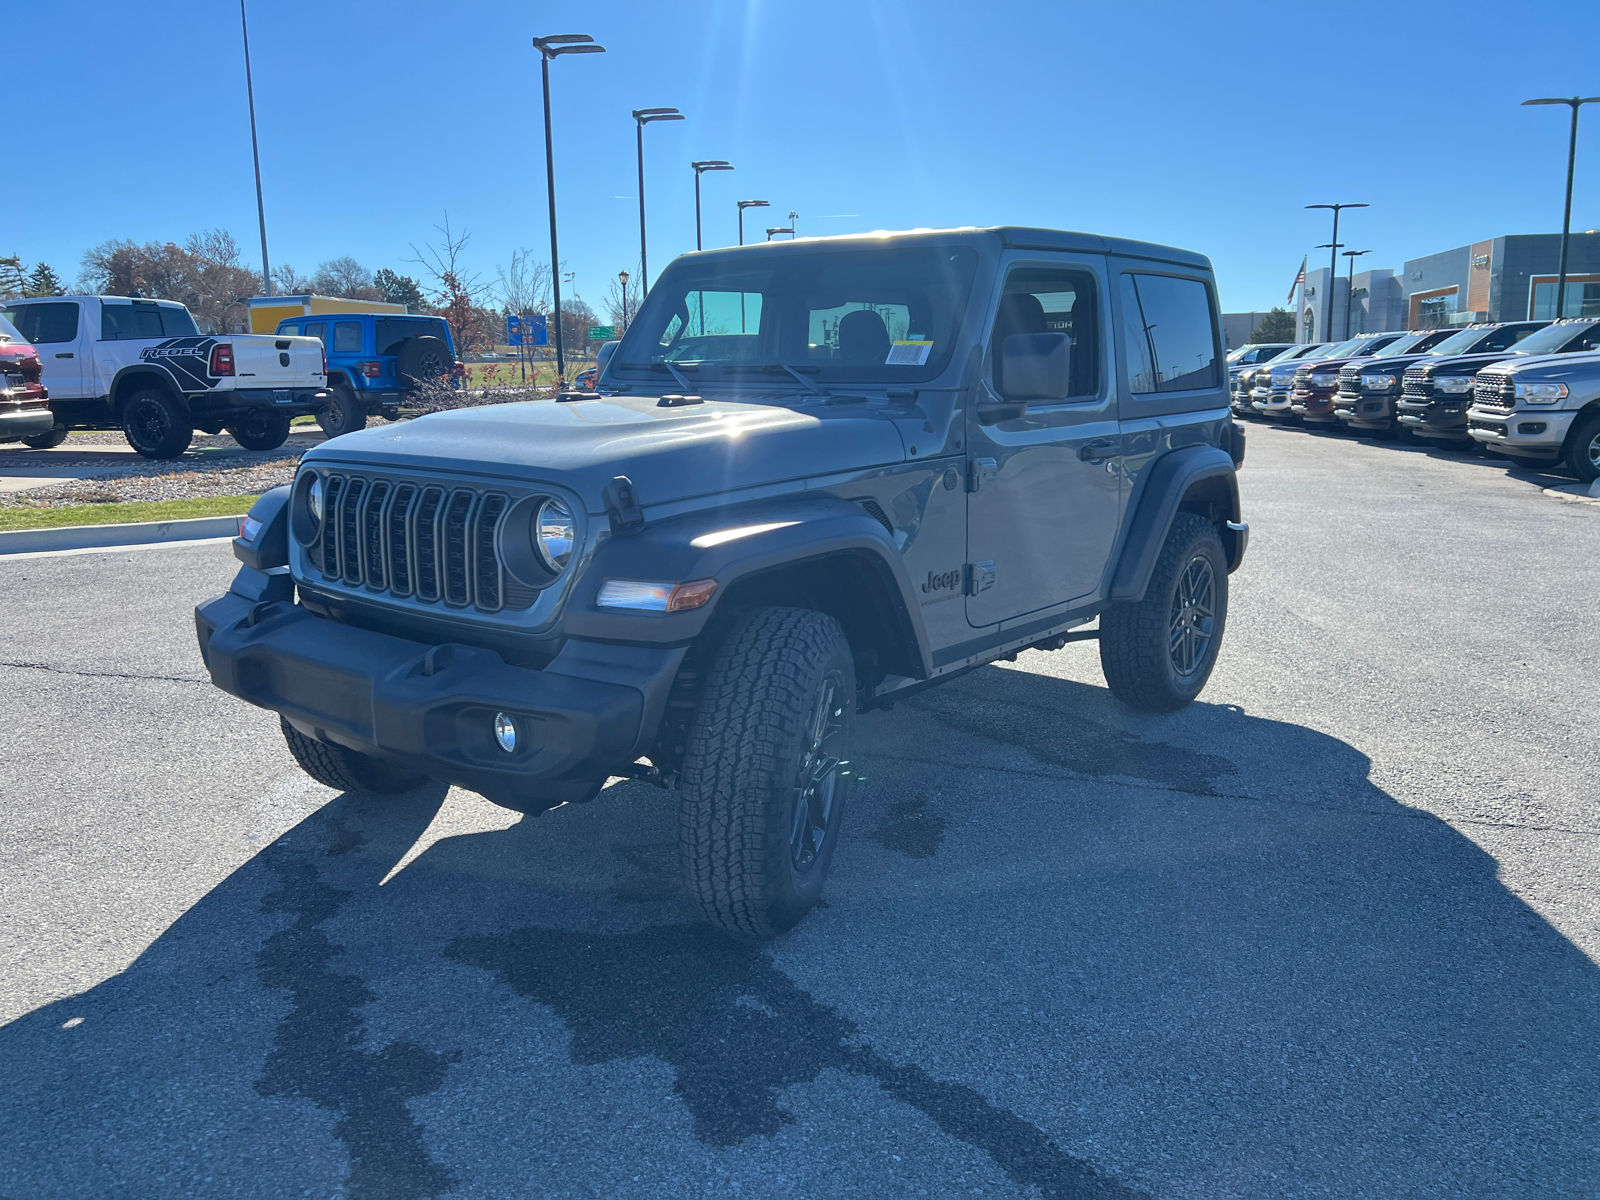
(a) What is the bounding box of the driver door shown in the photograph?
[965,259,1123,627]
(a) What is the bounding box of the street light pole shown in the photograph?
[1341,249,1371,338]
[632,107,684,296]
[787,210,799,238]
[534,34,606,387]
[1307,203,1368,344]
[691,160,733,250]
[1523,95,1600,319]
[239,0,271,297]
[737,199,770,246]
[766,227,793,241]
[618,270,630,333]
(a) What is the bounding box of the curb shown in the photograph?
[0,515,243,556]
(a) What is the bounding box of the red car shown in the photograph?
[0,313,56,447]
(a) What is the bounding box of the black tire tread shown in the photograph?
[678,607,848,938]
[1565,412,1600,483]
[279,716,428,794]
[1100,512,1226,713]
[21,425,67,450]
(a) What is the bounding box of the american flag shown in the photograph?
[1287,257,1306,303]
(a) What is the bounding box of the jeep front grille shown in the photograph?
[1473,374,1515,411]
[308,473,535,612]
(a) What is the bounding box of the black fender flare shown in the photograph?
[560,495,932,680]
[1108,445,1242,602]
[108,363,192,414]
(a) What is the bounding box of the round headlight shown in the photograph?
[535,498,575,571]
[308,475,324,522]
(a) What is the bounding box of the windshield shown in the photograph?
[1309,338,1362,359]
[1507,321,1600,356]
[1368,331,1427,357]
[1424,327,1494,356]
[612,245,980,385]
[0,314,21,344]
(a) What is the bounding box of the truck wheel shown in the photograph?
[20,423,68,449]
[316,382,367,438]
[1099,513,1229,713]
[121,388,193,459]
[279,717,430,795]
[225,409,292,451]
[394,336,453,385]
[1564,412,1600,483]
[678,607,856,937]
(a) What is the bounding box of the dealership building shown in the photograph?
[1293,231,1600,342]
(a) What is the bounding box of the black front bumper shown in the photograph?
[196,591,680,809]
[1397,399,1469,438]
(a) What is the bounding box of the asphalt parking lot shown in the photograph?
[1,425,1596,1198]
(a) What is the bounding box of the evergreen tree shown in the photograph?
[375,268,426,312]
[24,262,64,297]
[1250,308,1297,343]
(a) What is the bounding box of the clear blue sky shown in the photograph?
[6,0,1598,314]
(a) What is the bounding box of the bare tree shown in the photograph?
[408,213,498,354]
[496,248,551,317]
[312,256,380,299]
[271,263,314,294]
[76,231,257,332]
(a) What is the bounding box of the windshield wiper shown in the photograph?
[719,363,828,396]
[648,361,696,391]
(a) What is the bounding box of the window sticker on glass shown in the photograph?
[886,340,934,366]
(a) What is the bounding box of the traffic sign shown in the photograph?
[527,313,548,346]
[506,314,522,346]
[588,325,616,340]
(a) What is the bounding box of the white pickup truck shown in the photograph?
[0,295,329,458]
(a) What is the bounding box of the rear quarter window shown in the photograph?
[1121,273,1219,394]
[375,317,451,355]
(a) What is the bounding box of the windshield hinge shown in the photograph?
[603,475,645,535]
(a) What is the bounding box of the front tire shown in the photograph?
[1100,513,1229,713]
[1564,412,1600,483]
[678,607,856,937]
[280,717,430,794]
[121,388,193,459]
[225,409,292,451]
[317,382,368,439]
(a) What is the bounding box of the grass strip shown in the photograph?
[0,494,260,532]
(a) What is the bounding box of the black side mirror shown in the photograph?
[1002,332,1071,401]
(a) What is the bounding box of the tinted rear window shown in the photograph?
[375,318,450,354]
[5,301,79,344]
[1123,273,1219,394]
[101,303,199,339]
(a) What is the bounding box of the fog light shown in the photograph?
[493,712,517,753]
[1518,422,1547,435]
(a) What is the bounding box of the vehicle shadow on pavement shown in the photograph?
[2,664,1597,1198]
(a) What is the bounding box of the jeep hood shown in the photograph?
[305,393,907,511]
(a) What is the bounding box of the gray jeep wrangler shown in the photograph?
[195,227,1248,936]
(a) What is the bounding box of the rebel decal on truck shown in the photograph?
[139,337,219,392]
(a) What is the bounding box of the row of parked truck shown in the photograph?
[1225,318,1600,481]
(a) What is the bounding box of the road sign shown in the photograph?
[527,313,548,346]
[588,325,616,341]
[506,314,522,346]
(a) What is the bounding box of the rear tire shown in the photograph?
[1100,513,1229,713]
[678,607,856,937]
[20,423,67,450]
[121,388,193,459]
[393,336,453,386]
[317,382,367,439]
[225,409,292,451]
[280,717,430,794]
[1564,412,1600,483]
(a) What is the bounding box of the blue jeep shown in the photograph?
[274,313,459,436]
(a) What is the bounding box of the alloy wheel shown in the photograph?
[790,671,847,874]
[1169,555,1217,678]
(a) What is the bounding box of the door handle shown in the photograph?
[1078,439,1118,463]
[55,352,74,359]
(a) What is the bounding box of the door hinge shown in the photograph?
[966,457,998,493]
[965,560,996,595]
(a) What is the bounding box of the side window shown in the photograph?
[7,302,79,344]
[278,323,302,336]
[1122,273,1219,393]
[1573,325,1600,353]
[1120,275,1156,393]
[101,304,166,340]
[304,322,327,346]
[990,266,1099,398]
[333,321,363,353]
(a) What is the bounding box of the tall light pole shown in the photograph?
[239,0,271,296]
[618,270,630,333]
[1315,241,1343,340]
[737,199,770,246]
[1523,96,1600,319]
[1307,203,1367,346]
[787,210,799,238]
[632,107,683,295]
[1341,249,1371,338]
[534,33,606,387]
[692,160,733,250]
